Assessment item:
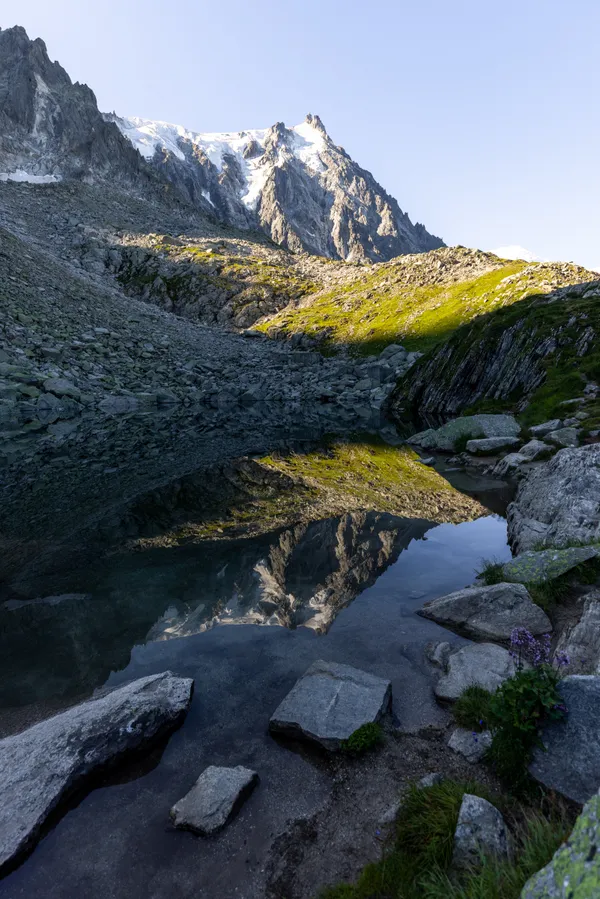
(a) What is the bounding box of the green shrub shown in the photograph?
[341,723,384,756]
[453,686,493,731]
[476,558,506,585]
[487,665,566,788]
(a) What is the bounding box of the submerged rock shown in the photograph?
[507,445,600,552]
[408,414,521,452]
[435,643,518,701]
[0,671,194,872]
[502,546,600,584]
[521,787,600,898]
[418,582,551,640]
[452,794,508,869]
[529,676,600,803]
[170,765,258,835]
[269,659,391,750]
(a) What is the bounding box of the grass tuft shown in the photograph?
[453,686,493,732]
[476,558,506,585]
[341,723,384,756]
[320,782,572,899]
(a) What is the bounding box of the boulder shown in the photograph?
[42,377,81,399]
[452,794,508,869]
[554,591,600,674]
[448,728,492,763]
[0,672,194,872]
[529,676,600,803]
[269,659,391,750]
[435,643,518,701]
[529,419,562,437]
[547,428,579,448]
[519,439,553,461]
[507,445,600,552]
[521,787,600,898]
[418,583,551,641]
[489,452,531,479]
[465,437,521,455]
[408,415,521,452]
[502,546,600,585]
[170,766,258,835]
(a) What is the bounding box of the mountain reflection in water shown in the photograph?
[0,413,508,718]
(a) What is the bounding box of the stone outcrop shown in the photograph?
[388,276,600,423]
[170,766,259,835]
[269,660,391,750]
[507,445,600,553]
[418,582,551,641]
[0,672,194,872]
[554,590,600,674]
[521,787,600,898]
[529,676,600,803]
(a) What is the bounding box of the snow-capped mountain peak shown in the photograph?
[0,25,444,262]
[106,110,444,260]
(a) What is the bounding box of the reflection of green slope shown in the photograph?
[136,437,485,548]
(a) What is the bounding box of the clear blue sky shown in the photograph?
[3,0,599,270]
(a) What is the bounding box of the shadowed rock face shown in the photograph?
[0,27,151,184]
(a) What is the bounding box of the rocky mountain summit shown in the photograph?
[0,25,443,262]
[107,111,444,261]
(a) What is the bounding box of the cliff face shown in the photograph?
[388,268,600,426]
[0,26,152,185]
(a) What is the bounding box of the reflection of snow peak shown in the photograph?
[109,115,328,211]
[0,169,60,184]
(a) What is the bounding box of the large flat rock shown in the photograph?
[170,766,258,835]
[435,643,518,701]
[0,671,194,873]
[418,582,551,641]
[529,676,600,803]
[269,660,391,750]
